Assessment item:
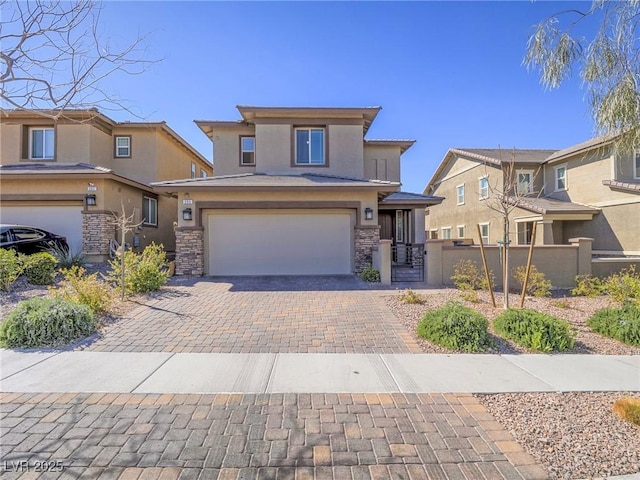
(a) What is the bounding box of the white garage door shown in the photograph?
[207,209,353,275]
[0,205,84,252]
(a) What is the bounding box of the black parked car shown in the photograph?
[0,225,69,255]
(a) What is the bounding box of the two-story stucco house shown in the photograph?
[0,109,212,260]
[424,135,639,256]
[152,106,442,276]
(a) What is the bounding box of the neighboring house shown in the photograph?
[152,105,442,276]
[424,136,639,256]
[0,109,212,260]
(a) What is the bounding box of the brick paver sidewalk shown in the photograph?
[85,277,420,354]
[0,392,548,480]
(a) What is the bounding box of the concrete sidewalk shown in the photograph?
[2,351,638,394]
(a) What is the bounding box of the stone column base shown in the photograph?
[82,212,115,262]
[354,225,380,273]
[175,227,204,276]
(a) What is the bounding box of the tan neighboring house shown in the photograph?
[152,105,442,276]
[424,136,640,256]
[0,109,212,260]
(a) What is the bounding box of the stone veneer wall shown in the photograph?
[354,225,380,273]
[175,227,204,276]
[82,212,115,260]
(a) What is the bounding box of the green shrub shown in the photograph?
[399,289,423,304]
[603,266,640,303]
[23,252,57,285]
[494,309,575,352]
[360,267,381,283]
[513,265,552,297]
[46,243,86,269]
[49,266,114,314]
[587,302,640,347]
[572,274,605,298]
[109,242,168,295]
[416,302,492,352]
[0,297,96,348]
[451,259,492,291]
[0,249,23,291]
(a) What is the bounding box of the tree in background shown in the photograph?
[525,1,639,153]
[1,0,156,119]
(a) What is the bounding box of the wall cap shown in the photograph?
[568,237,594,243]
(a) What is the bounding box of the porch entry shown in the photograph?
[379,209,425,282]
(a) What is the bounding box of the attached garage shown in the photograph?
[0,204,84,252]
[206,209,354,275]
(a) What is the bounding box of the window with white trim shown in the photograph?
[191,163,196,179]
[554,164,567,191]
[115,136,131,157]
[516,169,534,195]
[457,225,465,238]
[456,184,465,205]
[634,150,640,179]
[200,169,207,178]
[29,127,54,159]
[240,136,255,165]
[295,128,325,165]
[143,196,158,226]
[441,227,452,240]
[479,223,490,245]
[479,176,489,199]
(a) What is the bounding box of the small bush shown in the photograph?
[23,252,57,285]
[603,266,640,303]
[513,265,552,297]
[587,302,640,347]
[494,309,575,352]
[0,249,23,291]
[613,397,640,426]
[50,266,114,314]
[109,242,168,295]
[460,290,481,303]
[399,289,423,304]
[0,297,96,348]
[572,274,605,298]
[416,302,492,352]
[360,267,381,283]
[46,243,86,269]
[451,259,492,291]
[553,299,571,309]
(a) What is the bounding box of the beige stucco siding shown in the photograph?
[111,128,157,185]
[364,145,401,182]
[255,124,291,173]
[615,150,638,183]
[210,126,256,176]
[0,124,22,163]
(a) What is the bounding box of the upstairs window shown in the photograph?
[240,136,256,166]
[295,128,325,165]
[457,225,466,238]
[29,127,54,159]
[191,162,196,179]
[115,136,131,157]
[516,170,533,195]
[635,150,640,179]
[200,169,207,178]
[143,196,157,226]
[456,184,465,205]
[441,227,452,240]
[479,176,489,199]
[555,164,567,191]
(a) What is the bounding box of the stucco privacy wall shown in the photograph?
[426,238,593,288]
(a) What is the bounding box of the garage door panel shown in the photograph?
[208,211,352,275]
[1,206,83,252]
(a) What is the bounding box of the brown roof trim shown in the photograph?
[0,170,154,193]
[364,139,416,154]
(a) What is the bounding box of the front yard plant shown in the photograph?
[493,309,575,352]
[0,297,96,348]
[108,242,168,295]
[513,265,552,297]
[0,248,22,291]
[572,274,605,298]
[451,259,492,291]
[50,266,115,314]
[587,302,640,347]
[23,252,57,285]
[613,397,640,426]
[360,266,380,283]
[399,289,424,304]
[603,266,640,303]
[416,301,492,352]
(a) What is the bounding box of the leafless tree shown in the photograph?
[109,204,143,300]
[1,0,157,120]
[482,149,542,309]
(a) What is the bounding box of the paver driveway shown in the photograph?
[85,276,421,354]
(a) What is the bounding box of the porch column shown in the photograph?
[376,240,392,285]
[536,220,554,245]
[175,226,204,276]
[569,237,594,276]
[354,225,380,274]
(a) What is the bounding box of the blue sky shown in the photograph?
[100,1,596,193]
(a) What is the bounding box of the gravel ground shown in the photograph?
[384,288,640,355]
[477,392,640,480]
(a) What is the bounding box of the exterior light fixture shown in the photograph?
[85,194,97,206]
[364,207,373,220]
[182,208,193,221]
